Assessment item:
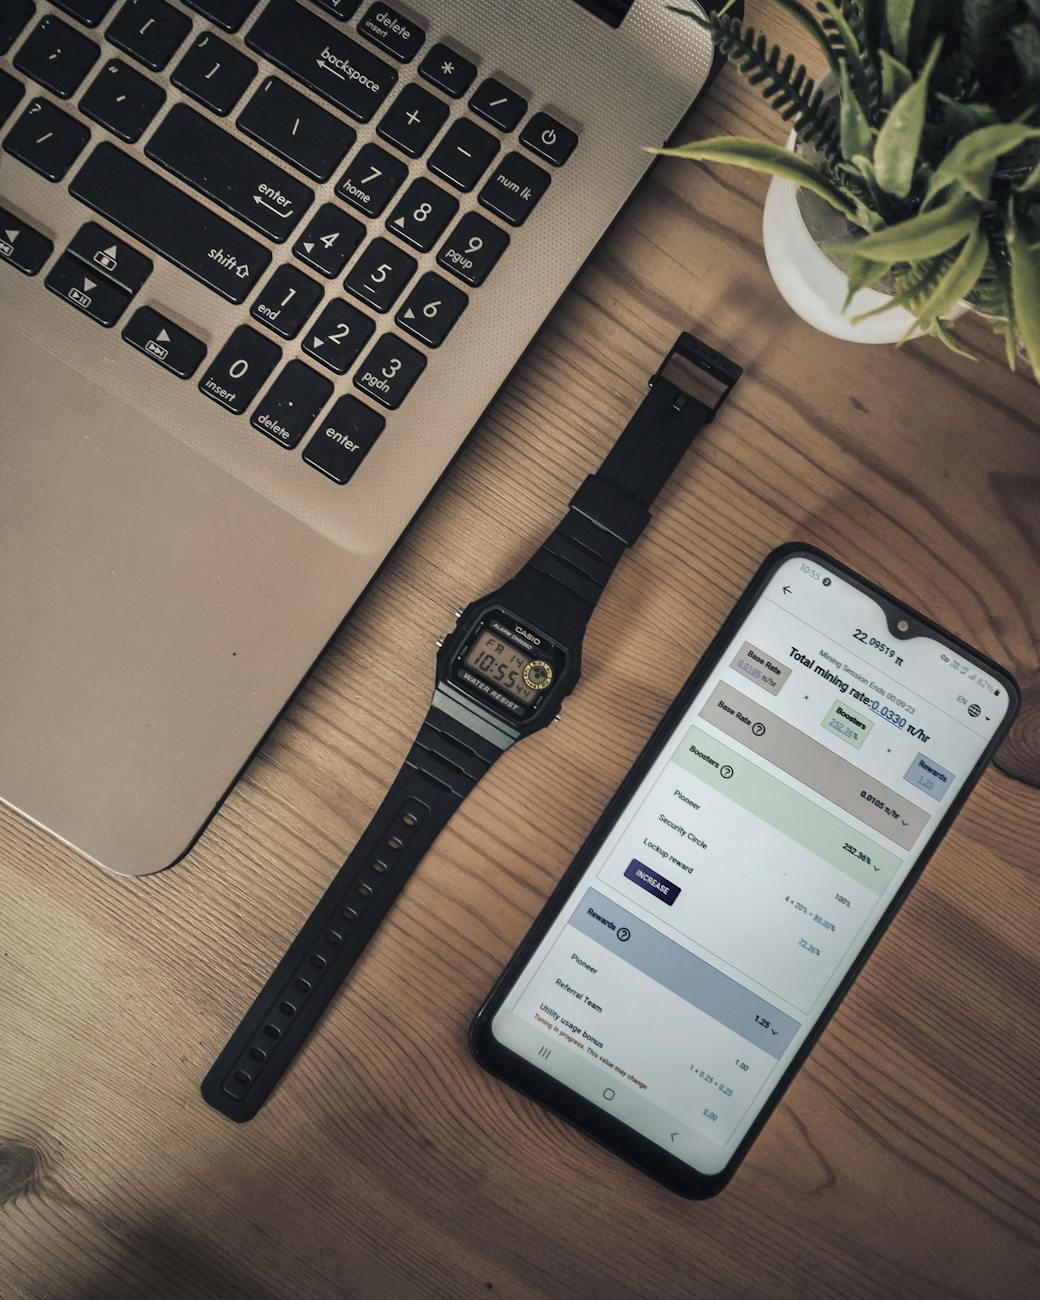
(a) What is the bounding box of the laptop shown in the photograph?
[0,0,718,876]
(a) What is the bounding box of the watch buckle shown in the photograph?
[650,332,743,420]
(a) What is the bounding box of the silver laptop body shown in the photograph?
[0,0,713,875]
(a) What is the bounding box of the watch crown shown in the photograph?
[435,637,444,648]
[453,608,464,620]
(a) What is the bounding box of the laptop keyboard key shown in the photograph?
[146,104,313,242]
[70,143,271,302]
[469,78,526,132]
[428,117,498,192]
[251,360,333,448]
[123,305,206,377]
[1,2,35,56]
[53,0,115,27]
[418,43,476,99]
[184,0,259,32]
[303,395,384,484]
[239,77,355,181]
[386,178,457,253]
[68,219,152,293]
[358,5,424,63]
[377,82,448,158]
[354,333,425,409]
[345,235,415,312]
[310,0,361,18]
[199,324,280,413]
[0,72,25,128]
[46,250,130,325]
[520,112,578,167]
[479,151,550,226]
[303,299,374,373]
[251,263,323,338]
[3,97,90,181]
[80,58,164,141]
[395,272,466,348]
[336,141,407,217]
[15,16,100,100]
[292,202,364,277]
[436,211,508,287]
[172,32,257,116]
[0,203,53,276]
[107,0,191,71]
[247,0,396,124]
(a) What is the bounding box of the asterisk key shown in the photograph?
[442,60,455,74]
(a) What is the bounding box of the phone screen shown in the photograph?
[486,551,1012,1179]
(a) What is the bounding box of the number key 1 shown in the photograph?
[395,272,467,347]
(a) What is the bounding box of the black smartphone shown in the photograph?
[470,544,1019,1198]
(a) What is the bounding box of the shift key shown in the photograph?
[146,104,313,242]
[70,144,270,303]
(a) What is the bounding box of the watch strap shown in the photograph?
[509,333,742,617]
[202,704,503,1122]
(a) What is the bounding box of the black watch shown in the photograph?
[202,333,741,1121]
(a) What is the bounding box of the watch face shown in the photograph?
[452,613,564,720]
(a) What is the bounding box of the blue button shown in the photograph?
[623,859,681,906]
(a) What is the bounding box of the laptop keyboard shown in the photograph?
[0,0,577,486]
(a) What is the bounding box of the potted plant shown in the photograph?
[659,1,1040,376]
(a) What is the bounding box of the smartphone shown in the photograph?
[469,544,1019,1197]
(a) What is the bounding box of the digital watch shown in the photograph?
[202,333,742,1122]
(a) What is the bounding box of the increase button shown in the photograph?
[623,860,681,907]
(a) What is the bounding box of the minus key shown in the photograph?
[122,306,207,378]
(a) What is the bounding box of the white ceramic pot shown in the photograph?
[761,133,966,344]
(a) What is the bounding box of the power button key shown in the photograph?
[519,112,577,167]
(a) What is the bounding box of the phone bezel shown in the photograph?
[468,542,1021,1198]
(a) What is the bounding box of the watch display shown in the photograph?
[464,632,545,704]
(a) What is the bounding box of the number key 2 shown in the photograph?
[395,272,467,347]
[303,299,375,373]
[354,334,426,409]
[385,178,457,252]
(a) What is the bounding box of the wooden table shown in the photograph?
[3,6,1038,1298]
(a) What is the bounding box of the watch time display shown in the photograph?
[465,631,544,704]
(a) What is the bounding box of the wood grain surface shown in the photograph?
[2,4,1039,1298]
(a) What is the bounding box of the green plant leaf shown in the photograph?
[873,36,942,197]
[652,136,860,218]
[878,49,912,106]
[838,60,873,157]
[831,193,981,260]
[926,123,1040,204]
[842,253,886,309]
[813,0,876,111]
[935,93,1000,134]
[1011,21,1040,96]
[912,225,990,326]
[885,0,915,62]
[766,0,842,78]
[1008,206,1040,381]
[926,318,977,360]
[1019,157,1040,191]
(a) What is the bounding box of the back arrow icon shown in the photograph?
[783,585,792,595]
